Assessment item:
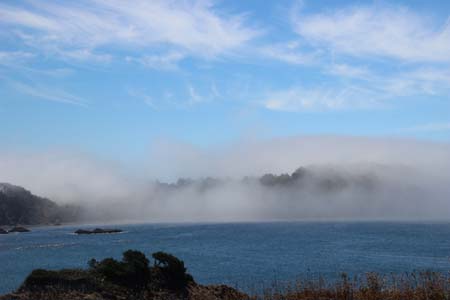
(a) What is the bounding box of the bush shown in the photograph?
[122,250,150,288]
[91,258,126,286]
[22,269,95,291]
[152,251,194,291]
[90,250,150,289]
[87,250,194,292]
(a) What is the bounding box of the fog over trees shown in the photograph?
[0,136,449,222]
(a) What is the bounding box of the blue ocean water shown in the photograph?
[1,222,450,294]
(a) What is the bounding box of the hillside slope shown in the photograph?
[0,183,78,226]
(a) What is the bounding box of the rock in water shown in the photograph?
[0,228,8,234]
[8,226,30,233]
[74,228,122,235]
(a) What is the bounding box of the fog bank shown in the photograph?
[0,136,449,222]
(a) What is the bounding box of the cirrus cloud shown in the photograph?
[292,3,450,63]
[0,0,261,62]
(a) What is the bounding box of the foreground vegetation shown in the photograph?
[257,272,450,300]
[1,249,449,300]
[0,249,246,300]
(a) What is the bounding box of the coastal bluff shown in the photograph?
[0,183,79,226]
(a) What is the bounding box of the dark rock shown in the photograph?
[9,226,30,233]
[0,228,8,234]
[75,228,122,235]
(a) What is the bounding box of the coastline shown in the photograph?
[1,250,449,300]
[1,222,450,297]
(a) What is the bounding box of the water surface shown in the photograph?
[1,222,449,294]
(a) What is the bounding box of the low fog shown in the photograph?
[1,136,449,222]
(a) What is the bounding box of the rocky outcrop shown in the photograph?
[0,250,249,300]
[0,285,249,300]
[8,226,30,233]
[74,228,122,235]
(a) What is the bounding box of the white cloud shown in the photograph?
[262,85,382,112]
[405,68,450,86]
[292,4,450,63]
[126,51,185,70]
[128,83,221,109]
[259,40,317,65]
[327,63,371,79]
[255,3,450,112]
[377,67,450,97]
[187,85,204,105]
[211,83,221,98]
[2,1,449,113]
[0,0,261,61]
[127,88,156,109]
[10,81,87,107]
[0,51,34,66]
[260,65,450,111]
[401,122,450,133]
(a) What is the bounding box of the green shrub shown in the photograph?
[22,269,94,291]
[122,250,150,288]
[91,258,126,286]
[152,251,194,291]
[90,250,150,289]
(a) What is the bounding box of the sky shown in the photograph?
[0,0,449,164]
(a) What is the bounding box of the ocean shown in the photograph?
[1,222,449,294]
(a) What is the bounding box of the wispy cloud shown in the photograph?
[127,83,222,110]
[259,41,318,65]
[187,85,205,105]
[0,51,34,66]
[187,83,224,106]
[262,85,382,112]
[1,1,449,114]
[400,122,450,133]
[126,51,185,71]
[255,2,450,112]
[0,50,76,80]
[127,88,156,109]
[10,81,87,107]
[375,67,450,97]
[0,0,261,62]
[262,63,450,112]
[326,63,371,79]
[291,3,450,63]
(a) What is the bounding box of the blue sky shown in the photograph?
[1,0,449,162]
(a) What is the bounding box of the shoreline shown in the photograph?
[3,218,450,231]
[1,250,449,300]
[1,222,449,297]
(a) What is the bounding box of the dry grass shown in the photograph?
[252,271,450,300]
[2,271,449,300]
